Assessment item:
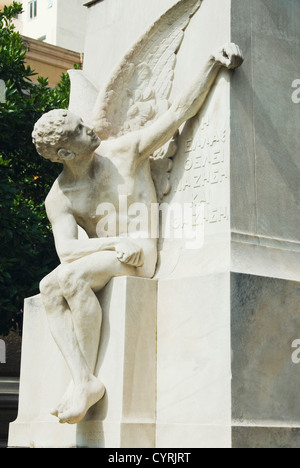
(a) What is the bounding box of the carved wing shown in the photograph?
[68,0,202,202]
[68,70,98,124]
[93,0,202,141]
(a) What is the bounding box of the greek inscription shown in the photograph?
[173,117,229,226]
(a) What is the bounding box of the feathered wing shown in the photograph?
[68,0,202,202]
[92,0,202,141]
[68,70,98,124]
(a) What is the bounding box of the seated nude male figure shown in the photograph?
[33,43,243,425]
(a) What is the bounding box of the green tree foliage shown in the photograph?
[0,2,71,334]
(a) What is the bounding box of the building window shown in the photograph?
[29,0,37,20]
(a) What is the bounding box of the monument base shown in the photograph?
[8,277,157,449]
[156,273,232,448]
[231,272,300,449]
[8,270,300,448]
[156,423,231,449]
[9,421,155,449]
[155,269,300,448]
[232,426,300,449]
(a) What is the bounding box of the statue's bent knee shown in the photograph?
[39,274,55,297]
[57,264,83,296]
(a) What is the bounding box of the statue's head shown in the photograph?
[32,109,101,163]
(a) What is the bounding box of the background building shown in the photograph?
[0,0,85,87]
[1,0,87,53]
[20,0,87,53]
[23,35,83,87]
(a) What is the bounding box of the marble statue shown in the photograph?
[32,0,243,425]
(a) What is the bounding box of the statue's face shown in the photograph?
[58,113,101,161]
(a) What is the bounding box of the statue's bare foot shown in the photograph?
[51,382,73,417]
[58,376,105,425]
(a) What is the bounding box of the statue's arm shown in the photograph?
[46,184,144,267]
[138,43,243,159]
[45,187,117,264]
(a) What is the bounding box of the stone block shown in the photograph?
[232,427,300,449]
[231,0,300,243]
[231,273,300,426]
[8,277,157,448]
[156,274,231,448]
[231,273,300,448]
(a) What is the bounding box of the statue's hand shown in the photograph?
[212,43,244,70]
[115,239,145,268]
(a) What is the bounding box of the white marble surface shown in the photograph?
[156,274,231,448]
[156,424,231,449]
[9,277,157,448]
[83,0,178,88]
[152,0,233,449]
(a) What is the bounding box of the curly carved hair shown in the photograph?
[32,109,73,160]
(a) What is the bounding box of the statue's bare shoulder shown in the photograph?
[44,178,79,249]
[45,179,71,220]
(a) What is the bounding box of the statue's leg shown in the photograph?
[40,267,104,418]
[56,263,103,376]
[40,251,135,424]
[40,267,92,383]
[56,251,136,370]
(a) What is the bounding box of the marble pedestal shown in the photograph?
[231,273,300,449]
[155,272,300,449]
[156,273,231,448]
[8,277,157,448]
